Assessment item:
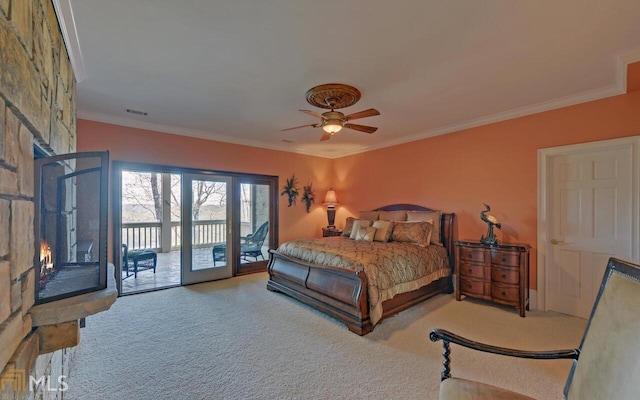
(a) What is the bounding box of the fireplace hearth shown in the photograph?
[34,151,109,304]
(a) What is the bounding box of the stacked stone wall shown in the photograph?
[0,1,76,398]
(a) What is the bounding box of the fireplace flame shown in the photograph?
[40,239,53,275]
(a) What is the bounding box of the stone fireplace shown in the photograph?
[1,1,115,399]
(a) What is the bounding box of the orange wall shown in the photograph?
[333,90,640,289]
[77,120,334,254]
[78,71,640,289]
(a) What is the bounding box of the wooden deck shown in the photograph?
[120,246,267,293]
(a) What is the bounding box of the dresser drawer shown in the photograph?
[459,262,485,279]
[459,278,486,296]
[459,246,486,263]
[491,250,520,267]
[491,283,519,303]
[491,267,519,284]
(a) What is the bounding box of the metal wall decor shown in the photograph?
[281,174,299,207]
[302,183,315,213]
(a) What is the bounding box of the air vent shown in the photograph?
[126,108,148,116]
[282,139,294,143]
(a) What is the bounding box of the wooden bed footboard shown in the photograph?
[267,205,455,335]
[267,250,373,335]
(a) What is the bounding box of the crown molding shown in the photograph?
[330,50,640,159]
[76,110,323,158]
[52,0,87,82]
[78,50,640,160]
[617,47,640,93]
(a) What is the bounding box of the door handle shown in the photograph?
[550,239,565,245]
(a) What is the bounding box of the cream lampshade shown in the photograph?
[322,189,339,228]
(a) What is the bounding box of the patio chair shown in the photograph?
[122,243,157,279]
[212,221,269,265]
[240,221,269,261]
[429,257,640,399]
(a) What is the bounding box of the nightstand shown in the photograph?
[322,228,343,237]
[455,240,531,317]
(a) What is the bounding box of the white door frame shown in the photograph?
[537,135,640,311]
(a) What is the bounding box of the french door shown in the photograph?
[182,174,233,284]
[114,162,278,295]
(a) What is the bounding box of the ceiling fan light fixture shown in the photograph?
[322,120,343,133]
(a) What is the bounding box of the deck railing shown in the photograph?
[123,220,250,251]
[122,221,162,251]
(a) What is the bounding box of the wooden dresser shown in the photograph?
[455,240,531,317]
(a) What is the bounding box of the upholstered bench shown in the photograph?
[122,244,157,278]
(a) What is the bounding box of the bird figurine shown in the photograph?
[480,203,501,245]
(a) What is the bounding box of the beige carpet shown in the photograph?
[66,273,586,399]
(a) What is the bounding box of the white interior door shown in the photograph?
[182,174,233,285]
[546,144,634,318]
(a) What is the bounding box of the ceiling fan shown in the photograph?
[282,83,380,141]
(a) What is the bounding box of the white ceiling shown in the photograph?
[62,0,640,158]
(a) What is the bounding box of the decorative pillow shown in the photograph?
[406,210,442,246]
[359,210,379,221]
[391,221,433,247]
[379,210,407,222]
[342,217,356,237]
[354,226,376,242]
[349,219,373,239]
[372,220,393,242]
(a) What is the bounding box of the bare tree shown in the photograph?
[123,172,228,221]
[122,172,162,221]
[191,180,226,220]
[150,173,162,220]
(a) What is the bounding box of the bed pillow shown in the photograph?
[349,219,373,239]
[354,226,376,242]
[342,217,356,237]
[391,221,433,247]
[372,220,393,242]
[406,210,442,246]
[359,210,379,221]
[378,210,407,222]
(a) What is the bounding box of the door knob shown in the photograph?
[550,239,565,245]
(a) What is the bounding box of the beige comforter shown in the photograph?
[277,236,450,325]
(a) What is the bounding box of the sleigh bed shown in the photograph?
[267,204,455,335]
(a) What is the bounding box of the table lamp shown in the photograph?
[322,189,339,229]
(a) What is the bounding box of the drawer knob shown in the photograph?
[501,274,506,278]
[501,291,506,296]
[501,257,506,262]
[468,269,473,273]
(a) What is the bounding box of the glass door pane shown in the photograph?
[182,174,232,284]
[237,180,273,275]
[119,170,181,294]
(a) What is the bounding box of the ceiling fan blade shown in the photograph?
[344,123,377,134]
[281,123,318,131]
[299,109,326,119]
[320,131,332,141]
[345,108,380,120]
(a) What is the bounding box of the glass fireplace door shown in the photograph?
[181,174,233,284]
[35,151,109,303]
